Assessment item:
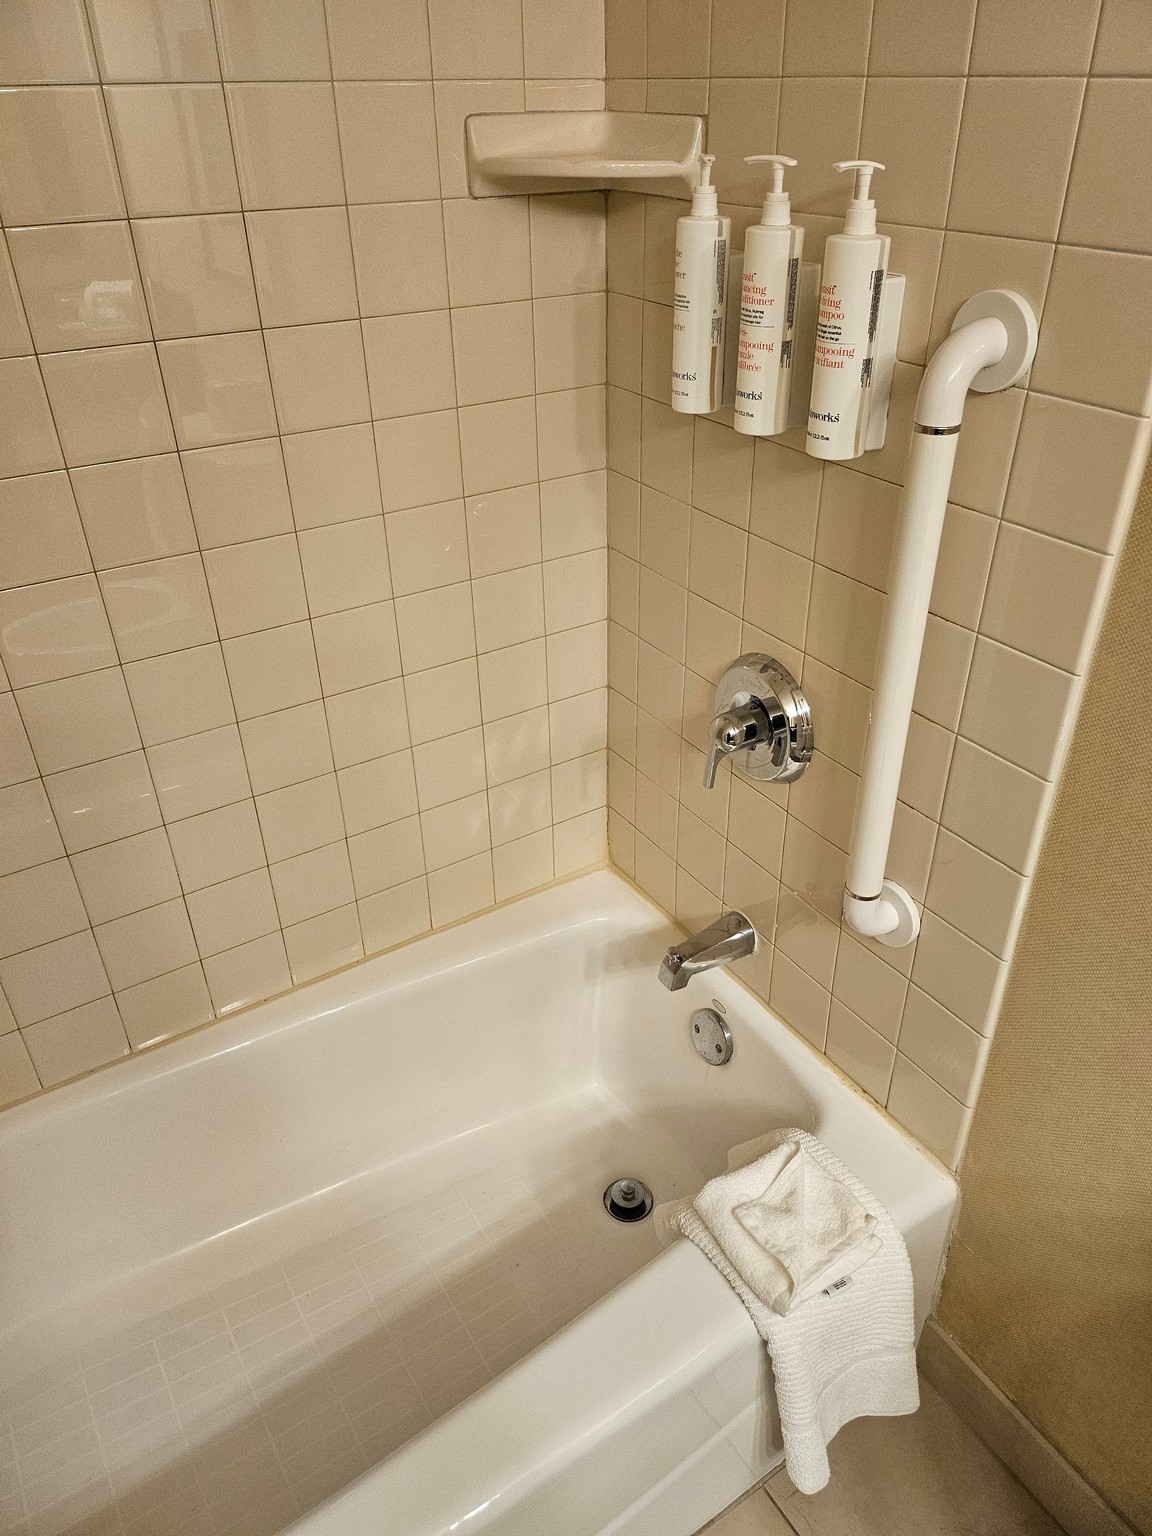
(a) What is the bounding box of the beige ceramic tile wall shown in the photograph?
[0,0,608,1104]
[604,0,1152,1166]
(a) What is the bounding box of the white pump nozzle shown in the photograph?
[834,159,885,234]
[744,154,797,228]
[691,153,718,217]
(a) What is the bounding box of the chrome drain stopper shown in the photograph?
[603,1177,654,1223]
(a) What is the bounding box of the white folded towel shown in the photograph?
[673,1127,919,1494]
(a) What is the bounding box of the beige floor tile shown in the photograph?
[702,1489,796,1534]
[764,1378,1064,1536]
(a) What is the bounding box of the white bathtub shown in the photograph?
[0,872,956,1536]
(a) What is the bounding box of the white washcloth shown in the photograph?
[697,1140,881,1315]
[674,1128,919,1493]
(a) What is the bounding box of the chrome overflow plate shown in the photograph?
[703,653,814,788]
[691,1007,733,1065]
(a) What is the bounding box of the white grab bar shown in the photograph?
[843,290,1037,947]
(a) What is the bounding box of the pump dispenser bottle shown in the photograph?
[806,160,890,460]
[671,154,731,414]
[733,155,803,437]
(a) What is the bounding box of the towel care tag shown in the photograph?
[823,1275,855,1298]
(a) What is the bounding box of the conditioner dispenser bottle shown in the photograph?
[671,154,731,414]
[734,155,804,437]
[806,160,889,460]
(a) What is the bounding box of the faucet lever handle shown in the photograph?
[702,705,768,789]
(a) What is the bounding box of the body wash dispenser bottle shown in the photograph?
[806,160,890,460]
[734,155,804,437]
[671,154,731,414]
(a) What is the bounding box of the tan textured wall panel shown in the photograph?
[937,451,1152,1533]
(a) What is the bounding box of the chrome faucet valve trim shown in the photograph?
[702,654,814,789]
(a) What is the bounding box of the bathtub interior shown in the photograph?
[0,874,953,1536]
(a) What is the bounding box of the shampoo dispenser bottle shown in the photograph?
[733,155,803,437]
[671,154,731,414]
[806,160,890,460]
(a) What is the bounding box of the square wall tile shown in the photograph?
[22,998,129,1086]
[327,678,408,768]
[202,931,290,1014]
[41,344,174,466]
[203,535,309,638]
[239,701,333,794]
[158,331,277,449]
[99,554,217,662]
[363,310,456,420]
[247,207,358,329]
[466,485,542,578]
[115,962,213,1049]
[8,221,148,353]
[337,750,417,836]
[336,83,440,204]
[71,826,181,924]
[45,749,159,853]
[0,779,64,877]
[186,867,279,955]
[1031,247,1152,417]
[394,582,475,671]
[0,858,89,958]
[299,517,392,616]
[1003,396,1150,555]
[386,500,470,596]
[313,599,402,697]
[374,411,463,513]
[105,84,240,217]
[148,724,252,821]
[222,621,321,720]
[537,387,606,480]
[265,321,370,434]
[256,773,344,862]
[959,636,1076,781]
[0,472,91,589]
[0,87,124,224]
[0,0,96,83]
[0,575,117,688]
[227,84,345,210]
[981,524,1111,676]
[270,841,355,928]
[459,397,539,495]
[124,643,234,744]
[134,214,260,340]
[0,357,62,479]
[0,929,109,1027]
[443,199,532,308]
[948,78,1084,243]
[283,903,362,984]
[350,201,448,317]
[282,423,382,531]
[70,454,197,570]
[96,896,198,989]
[86,0,220,82]
[348,816,425,897]
[167,799,266,891]
[887,1054,968,1168]
[18,667,141,772]
[214,0,330,80]
[327,0,432,78]
[182,436,294,547]
[530,193,606,297]
[451,302,535,407]
[427,0,523,78]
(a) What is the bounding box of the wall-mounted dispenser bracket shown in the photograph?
[465,111,705,198]
[721,262,902,442]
